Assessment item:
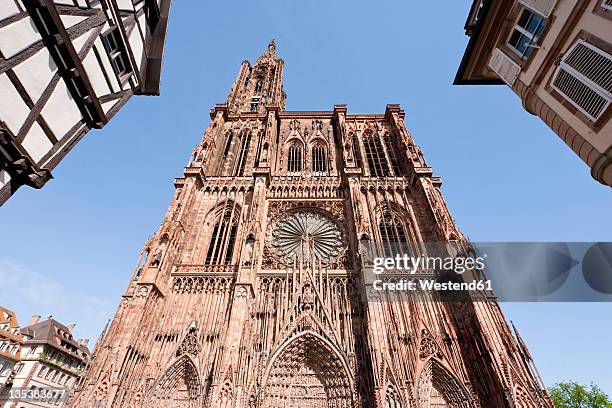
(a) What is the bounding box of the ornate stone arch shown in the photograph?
[146,354,202,408]
[416,358,473,408]
[259,330,355,408]
[200,200,243,265]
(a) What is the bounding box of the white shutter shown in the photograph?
[518,0,558,17]
[602,0,612,11]
[488,48,521,86]
[551,39,612,121]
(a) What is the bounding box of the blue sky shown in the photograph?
[1,0,611,394]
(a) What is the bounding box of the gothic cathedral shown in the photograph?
[70,41,553,408]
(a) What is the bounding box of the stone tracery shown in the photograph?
[261,331,354,408]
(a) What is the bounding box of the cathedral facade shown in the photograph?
[70,41,553,408]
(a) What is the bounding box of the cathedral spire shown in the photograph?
[227,40,286,113]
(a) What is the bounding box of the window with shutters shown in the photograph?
[287,143,302,173]
[312,144,327,174]
[602,0,612,11]
[551,39,612,122]
[507,7,547,59]
[363,131,390,177]
[205,207,238,265]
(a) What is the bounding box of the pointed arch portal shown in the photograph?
[146,355,202,408]
[261,331,354,408]
[417,358,473,408]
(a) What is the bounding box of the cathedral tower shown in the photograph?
[70,41,552,408]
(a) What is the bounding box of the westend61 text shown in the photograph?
[373,279,493,292]
[372,254,486,275]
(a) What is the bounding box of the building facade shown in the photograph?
[0,0,172,205]
[455,0,612,186]
[0,307,22,389]
[70,42,552,408]
[1,316,90,408]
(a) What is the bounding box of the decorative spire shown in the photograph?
[257,39,277,62]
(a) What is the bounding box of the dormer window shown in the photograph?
[508,7,546,59]
[102,27,132,82]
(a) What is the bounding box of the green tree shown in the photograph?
[549,382,612,408]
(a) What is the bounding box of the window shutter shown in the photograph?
[551,40,612,121]
[518,0,558,17]
[488,48,521,86]
[602,0,612,11]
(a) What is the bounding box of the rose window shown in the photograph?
[269,211,343,266]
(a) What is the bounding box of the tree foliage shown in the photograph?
[549,382,612,408]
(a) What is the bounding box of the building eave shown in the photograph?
[453,0,505,86]
[136,0,173,96]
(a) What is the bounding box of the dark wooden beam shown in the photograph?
[23,0,107,128]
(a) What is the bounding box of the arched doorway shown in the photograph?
[261,331,354,408]
[146,355,202,408]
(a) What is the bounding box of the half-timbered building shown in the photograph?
[0,0,171,204]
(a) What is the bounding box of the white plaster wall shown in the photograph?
[129,19,145,72]
[102,99,119,114]
[71,30,91,55]
[0,170,10,189]
[21,122,52,164]
[0,1,20,20]
[94,36,121,92]
[40,80,82,139]
[116,0,134,11]
[0,73,31,134]
[83,50,113,97]
[0,17,41,59]
[12,47,57,104]
[59,14,88,30]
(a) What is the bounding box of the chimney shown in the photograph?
[28,315,41,326]
[79,339,90,346]
[66,324,76,334]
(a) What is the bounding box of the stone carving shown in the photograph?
[176,327,200,357]
[418,329,441,360]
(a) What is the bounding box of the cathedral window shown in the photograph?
[312,144,327,174]
[363,132,390,177]
[234,132,251,176]
[352,134,363,168]
[222,131,233,159]
[383,133,401,175]
[378,209,411,258]
[205,207,238,265]
[287,144,302,173]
